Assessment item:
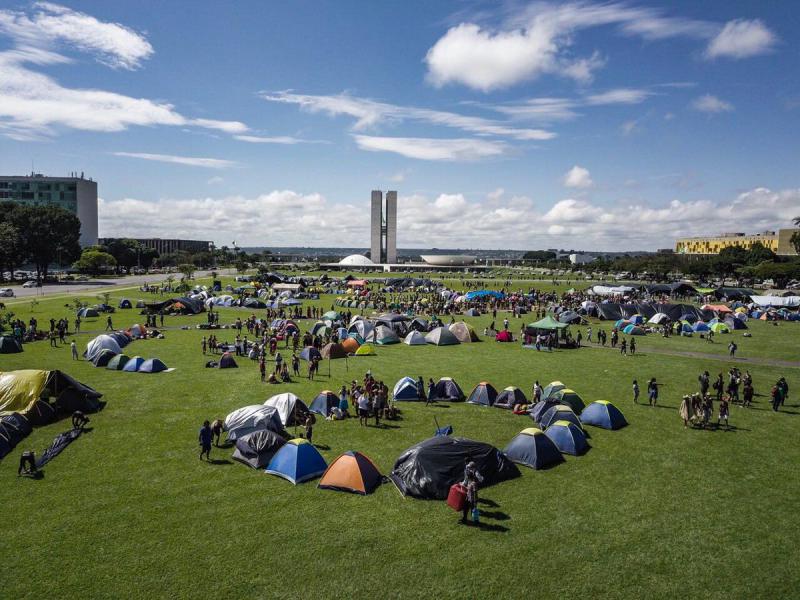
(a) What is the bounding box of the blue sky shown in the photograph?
[0,1,798,250]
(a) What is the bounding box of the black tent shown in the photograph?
[0,413,32,459]
[232,429,287,469]
[597,304,623,321]
[0,336,23,353]
[714,287,755,301]
[390,436,520,499]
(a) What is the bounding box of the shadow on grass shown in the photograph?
[19,471,45,480]
[207,458,232,465]
[312,444,331,450]
[371,423,401,429]
[458,520,510,533]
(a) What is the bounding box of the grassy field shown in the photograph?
[1,278,799,599]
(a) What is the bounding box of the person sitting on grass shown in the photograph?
[280,362,291,382]
[268,371,279,384]
[71,411,89,430]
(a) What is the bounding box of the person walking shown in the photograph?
[647,378,659,407]
[105,315,113,331]
[619,339,627,355]
[728,341,737,357]
[629,337,636,356]
[199,420,212,461]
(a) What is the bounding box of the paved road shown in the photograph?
[3,269,233,301]
[583,342,800,369]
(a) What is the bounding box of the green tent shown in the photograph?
[527,316,568,330]
[322,311,341,321]
[106,354,131,370]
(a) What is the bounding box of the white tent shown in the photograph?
[648,312,670,324]
[591,285,634,296]
[85,334,122,362]
[403,330,427,345]
[263,393,307,427]
[750,295,800,308]
[224,405,283,440]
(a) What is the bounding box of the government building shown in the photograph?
[0,172,98,247]
[675,229,798,256]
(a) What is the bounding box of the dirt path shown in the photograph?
[583,342,800,369]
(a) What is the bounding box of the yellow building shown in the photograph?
[675,229,798,256]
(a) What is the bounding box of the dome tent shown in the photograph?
[374,325,400,345]
[354,344,376,356]
[389,436,520,499]
[0,336,23,354]
[494,386,527,409]
[265,438,327,484]
[393,377,420,401]
[318,451,383,495]
[138,358,168,373]
[545,420,589,456]
[542,381,566,401]
[540,405,582,429]
[90,348,117,367]
[424,327,460,346]
[403,331,426,345]
[231,429,287,469]
[264,392,310,427]
[466,382,498,407]
[549,389,585,414]
[431,377,465,402]
[106,354,130,370]
[224,405,283,441]
[580,400,628,430]
[530,400,561,424]
[219,352,238,368]
[309,390,338,416]
[85,335,122,362]
[122,356,145,372]
[448,322,479,343]
[503,428,564,470]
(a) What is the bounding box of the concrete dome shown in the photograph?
[339,254,375,266]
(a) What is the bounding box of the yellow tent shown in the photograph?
[354,344,376,356]
[0,370,49,415]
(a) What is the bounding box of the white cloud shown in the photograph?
[389,170,410,183]
[234,134,325,144]
[353,135,507,161]
[691,94,734,114]
[425,4,761,91]
[585,88,652,105]
[0,4,249,141]
[112,152,238,169]
[706,19,777,60]
[563,165,593,189]
[207,176,224,185]
[262,91,555,141]
[487,187,505,201]
[0,2,153,69]
[100,186,800,250]
[620,119,640,136]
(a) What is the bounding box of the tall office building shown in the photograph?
[0,173,98,246]
[370,190,397,263]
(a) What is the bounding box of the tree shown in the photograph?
[101,239,159,271]
[0,222,22,283]
[178,263,195,281]
[73,248,117,275]
[746,242,776,266]
[753,261,800,289]
[523,250,557,261]
[791,231,800,255]
[11,204,81,281]
[235,260,250,274]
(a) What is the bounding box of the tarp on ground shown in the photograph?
[224,405,283,440]
[265,438,327,484]
[232,429,286,469]
[318,451,383,495]
[35,427,82,468]
[503,428,563,470]
[264,392,310,427]
[389,436,520,499]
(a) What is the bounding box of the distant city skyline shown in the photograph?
[0,2,798,250]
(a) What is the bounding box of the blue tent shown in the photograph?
[504,428,564,470]
[393,377,420,401]
[464,290,504,300]
[466,382,498,407]
[108,331,131,348]
[544,421,589,456]
[530,400,560,423]
[139,358,168,373]
[299,346,322,361]
[628,315,645,325]
[692,321,710,332]
[265,438,327,484]
[122,356,145,372]
[540,405,581,429]
[614,319,630,329]
[309,391,338,416]
[679,313,698,323]
[724,317,748,330]
[118,298,132,309]
[580,401,628,430]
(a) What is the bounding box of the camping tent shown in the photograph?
[122,356,144,373]
[0,412,32,459]
[558,310,581,324]
[622,324,645,335]
[424,327,460,346]
[393,377,420,401]
[138,358,168,373]
[410,318,429,332]
[724,316,748,330]
[309,391,338,416]
[545,420,589,456]
[340,337,360,353]
[403,331,426,346]
[503,428,563,470]
[542,381,566,400]
[118,298,132,309]
[354,344,376,356]
[540,405,582,429]
[231,429,286,469]
[495,330,513,342]
[449,322,479,343]
[264,392,310,426]
[0,337,23,354]
[648,312,669,325]
[464,308,481,317]
[466,382,498,407]
[85,335,122,362]
[431,377,465,401]
[106,354,130,370]
[219,352,238,368]
[530,400,560,424]
[692,322,710,333]
[108,331,131,348]
[0,369,103,417]
[527,316,568,331]
[494,386,527,409]
[710,322,730,334]
[265,438,327,484]
[389,436,520,499]
[374,325,400,345]
[224,405,283,440]
[299,346,322,361]
[77,307,99,318]
[321,343,348,359]
[348,320,375,343]
[318,451,383,495]
[549,389,585,414]
[90,348,117,367]
[580,400,627,430]
[127,324,147,339]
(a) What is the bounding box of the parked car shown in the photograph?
[0,288,14,297]
[22,280,39,288]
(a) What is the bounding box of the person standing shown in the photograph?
[357,392,370,426]
[728,341,737,357]
[199,420,212,461]
[629,337,636,356]
[105,315,113,331]
[619,339,627,355]
[416,376,426,402]
[201,336,207,355]
[647,378,659,407]
[771,383,781,412]
[699,371,710,397]
[679,395,692,428]
[632,380,640,404]
[777,377,789,407]
[70,340,79,360]
[533,381,542,403]
[460,461,484,524]
[304,414,314,444]
[426,378,435,406]
[718,396,730,430]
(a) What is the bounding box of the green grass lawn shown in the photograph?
[1,282,799,599]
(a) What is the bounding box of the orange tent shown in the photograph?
[346,280,368,287]
[702,304,732,313]
[340,337,359,353]
[318,451,383,495]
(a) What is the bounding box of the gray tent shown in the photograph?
[403,331,427,346]
[424,327,461,346]
[232,429,287,469]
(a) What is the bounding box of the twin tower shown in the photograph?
[370,190,397,264]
